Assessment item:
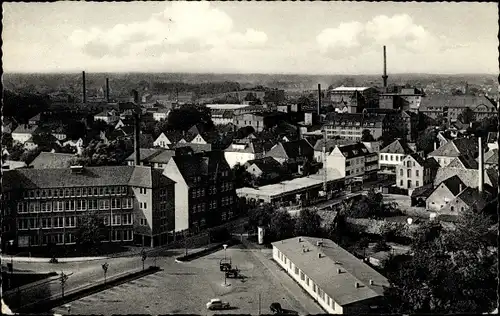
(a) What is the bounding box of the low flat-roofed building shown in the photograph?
[272,236,389,314]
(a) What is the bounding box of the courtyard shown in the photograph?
[51,243,318,315]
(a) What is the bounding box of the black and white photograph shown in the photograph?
[1,1,498,315]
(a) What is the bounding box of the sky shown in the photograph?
[2,1,498,74]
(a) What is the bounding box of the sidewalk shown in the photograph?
[240,238,324,314]
[0,255,107,263]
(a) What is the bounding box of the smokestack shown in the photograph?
[82,71,87,104]
[478,137,484,193]
[382,46,388,91]
[132,90,141,166]
[106,78,110,103]
[317,84,321,116]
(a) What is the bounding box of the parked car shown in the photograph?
[270,302,283,314]
[225,268,239,279]
[206,298,230,310]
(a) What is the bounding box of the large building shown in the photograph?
[329,87,379,114]
[418,95,497,122]
[378,139,416,176]
[379,87,424,111]
[162,151,237,233]
[1,165,176,251]
[325,143,377,184]
[323,113,389,141]
[395,154,440,191]
[272,237,389,314]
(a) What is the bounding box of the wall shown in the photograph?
[430,155,453,168]
[163,160,190,232]
[426,184,456,212]
[326,151,346,177]
[132,186,153,245]
[224,151,256,168]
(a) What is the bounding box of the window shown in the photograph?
[400,169,403,176]
[300,271,305,281]
[82,188,88,196]
[53,217,64,228]
[41,218,51,229]
[112,214,122,226]
[143,202,147,209]
[390,155,393,161]
[54,201,64,212]
[99,199,110,210]
[123,230,134,241]
[88,199,98,211]
[122,214,133,225]
[416,181,420,187]
[65,216,76,228]
[41,201,52,213]
[416,170,419,177]
[123,198,133,209]
[93,188,99,196]
[140,218,147,226]
[66,233,75,244]
[18,219,29,230]
[29,202,38,213]
[111,198,121,210]
[65,189,71,197]
[306,277,309,286]
[407,170,411,178]
[55,233,64,244]
[77,200,87,211]
[17,202,26,213]
[400,180,403,186]
[294,266,299,275]
[112,230,121,241]
[103,215,110,226]
[76,188,81,197]
[99,187,104,196]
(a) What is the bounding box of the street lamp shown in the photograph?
[223,244,228,287]
[223,244,228,261]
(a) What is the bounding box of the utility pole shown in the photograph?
[141,249,147,271]
[258,293,261,315]
[60,271,68,298]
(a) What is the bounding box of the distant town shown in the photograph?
[1,45,498,316]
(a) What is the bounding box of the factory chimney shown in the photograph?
[478,137,484,193]
[82,71,87,104]
[132,90,141,166]
[106,78,110,103]
[382,46,388,92]
[317,83,322,116]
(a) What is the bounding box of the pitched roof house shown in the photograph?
[30,152,75,169]
[428,137,478,168]
[265,139,314,164]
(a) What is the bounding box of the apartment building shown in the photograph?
[378,139,416,175]
[1,165,175,251]
[211,109,234,125]
[162,151,237,234]
[379,88,424,111]
[224,140,267,168]
[323,113,389,141]
[419,95,497,122]
[325,143,371,184]
[272,237,389,314]
[396,154,439,191]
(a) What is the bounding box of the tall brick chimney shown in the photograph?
[317,83,322,116]
[82,71,87,104]
[106,78,110,103]
[132,90,141,166]
[478,137,484,193]
[382,46,388,91]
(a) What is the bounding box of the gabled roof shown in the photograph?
[411,183,434,198]
[336,143,369,159]
[434,167,497,190]
[483,149,498,165]
[149,149,176,164]
[439,175,466,196]
[171,151,228,185]
[12,124,38,134]
[405,154,439,169]
[271,237,389,306]
[447,156,479,169]
[29,113,41,122]
[313,139,355,152]
[429,137,477,158]
[125,148,165,162]
[2,166,175,191]
[380,139,414,155]
[30,152,75,169]
[267,139,314,160]
[245,157,282,174]
[456,187,491,211]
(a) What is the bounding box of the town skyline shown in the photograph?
[3,2,498,74]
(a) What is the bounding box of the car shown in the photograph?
[206,298,230,310]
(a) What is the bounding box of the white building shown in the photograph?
[152,109,170,122]
[378,139,415,175]
[94,111,119,125]
[12,124,38,144]
[326,143,369,182]
[224,141,265,168]
[272,237,389,314]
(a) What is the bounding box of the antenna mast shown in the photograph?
[323,128,327,193]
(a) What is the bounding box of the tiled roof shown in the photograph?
[380,139,414,155]
[272,237,389,306]
[410,184,434,198]
[440,175,466,196]
[2,166,175,190]
[128,166,176,188]
[429,138,477,158]
[419,95,497,110]
[456,187,491,211]
[149,149,176,164]
[331,87,371,92]
[30,152,75,169]
[447,156,479,169]
[313,139,355,152]
[29,114,41,122]
[12,124,38,134]
[337,143,369,159]
[487,132,498,144]
[434,167,497,190]
[245,157,282,174]
[267,139,314,160]
[482,149,498,165]
[125,148,165,162]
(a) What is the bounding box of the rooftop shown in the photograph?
[429,137,478,158]
[125,148,165,162]
[336,143,369,159]
[30,152,75,169]
[12,124,38,134]
[380,139,414,155]
[419,95,497,110]
[331,87,371,92]
[272,237,390,306]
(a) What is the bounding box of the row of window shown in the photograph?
[276,250,336,310]
[400,179,420,188]
[398,168,430,178]
[18,198,134,213]
[192,188,206,198]
[192,203,206,213]
[379,154,404,162]
[139,201,148,209]
[18,214,134,230]
[22,186,128,200]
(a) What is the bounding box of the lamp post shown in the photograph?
[223,244,228,286]
[102,262,109,284]
[60,271,68,298]
[141,249,147,271]
[223,244,228,261]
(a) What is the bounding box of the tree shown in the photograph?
[233,163,255,188]
[416,127,438,154]
[2,133,13,150]
[295,208,322,237]
[8,143,25,161]
[361,129,375,142]
[167,105,213,131]
[457,108,476,124]
[21,148,42,165]
[32,132,58,151]
[267,209,296,242]
[244,92,258,102]
[75,210,106,253]
[65,120,87,140]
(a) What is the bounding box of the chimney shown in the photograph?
[382,46,388,91]
[82,71,87,104]
[355,282,361,288]
[369,280,374,286]
[317,83,321,116]
[317,253,322,258]
[434,141,438,151]
[132,89,141,166]
[478,137,484,193]
[298,237,302,242]
[337,268,342,274]
[459,183,463,193]
[106,78,110,103]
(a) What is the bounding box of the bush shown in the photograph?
[373,240,391,252]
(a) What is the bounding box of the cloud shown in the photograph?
[69,2,268,59]
[317,14,444,58]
